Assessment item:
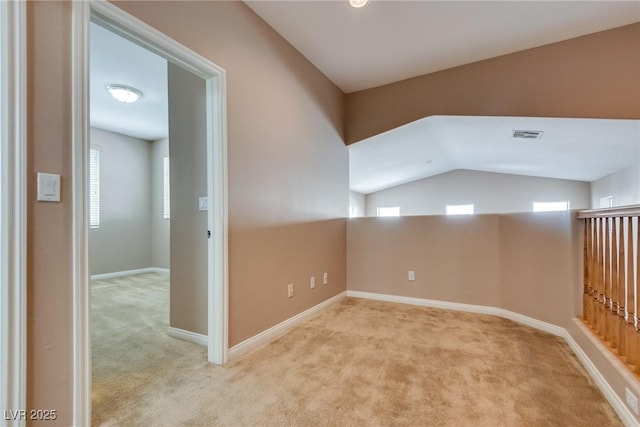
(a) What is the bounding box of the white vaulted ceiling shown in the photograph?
[245,1,640,93]
[349,116,640,194]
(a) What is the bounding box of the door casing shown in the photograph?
[71,2,229,425]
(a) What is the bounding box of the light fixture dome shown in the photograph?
[349,0,369,8]
[106,84,143,103]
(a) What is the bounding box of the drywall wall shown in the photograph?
[498,212,579,327]
[26,1,73,422]
[347,211,580,330]
[347,215,502,307]
[151,137,170,269]
[167,62,208,335]
[349,191,365,217]
[590,163,640,208]
[115,0,349,347]
[365,169,590,216]
[88,127,152,274]
[346,23,640,144]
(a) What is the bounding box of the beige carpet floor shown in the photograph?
[92,273,622,426]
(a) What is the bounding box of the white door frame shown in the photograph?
[71,2,228,425]
[0,1,27,426]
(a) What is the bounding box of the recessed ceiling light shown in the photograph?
[349,0,369,8]
[106,84,143,104]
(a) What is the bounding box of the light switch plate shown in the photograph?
[37,173,61,202]
[199,196,208,211]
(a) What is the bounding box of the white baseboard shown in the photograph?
[91,267,169,280]
[167,326,208,347]
[346,290,565,336]
[565,320,639,427]
[497,307,566,337]
[346,290,637,427]
[228,292,346,359]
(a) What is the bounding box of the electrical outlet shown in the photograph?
[408,270,415,281]
[310,276,316,289]
[287,283,294,298]
[626,388,639,415]
[323,272,328,285]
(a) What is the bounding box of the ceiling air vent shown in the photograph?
[512,130,544,140]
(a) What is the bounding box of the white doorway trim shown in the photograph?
[0,1,27,426]
[71,2,229,426]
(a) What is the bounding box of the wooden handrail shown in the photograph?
[577,205,640,219]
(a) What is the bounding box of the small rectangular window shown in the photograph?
[349,206,359,218]
[599,196,613,209]
[89,148,100,228]
[533,201,569,212]
[446,204,474,216]
[377,206,400,217]
[163,156,170,220]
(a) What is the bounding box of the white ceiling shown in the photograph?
[90,22,168,141]
[349,116,640,194]
[246,1,640,93]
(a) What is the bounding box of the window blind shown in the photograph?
[89,149,100,228]
[163,156,170,219]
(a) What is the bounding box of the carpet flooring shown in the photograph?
[92,273,622,426]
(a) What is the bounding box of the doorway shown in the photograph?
[72,2,228,425]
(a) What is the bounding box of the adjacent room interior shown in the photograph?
[88,21,173,421]
[88,21,212,424]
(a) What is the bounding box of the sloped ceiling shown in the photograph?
[246,1,640,93]
[350,116,640,194]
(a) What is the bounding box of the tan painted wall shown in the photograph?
[345,23,640,144]
[26,1,73,424]
[167,62,208,335]
[347,215,502,307]
[498,212,579,327]
[347,212,580,327]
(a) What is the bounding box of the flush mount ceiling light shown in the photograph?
[349,0,369,8]
[106,84,143,104]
